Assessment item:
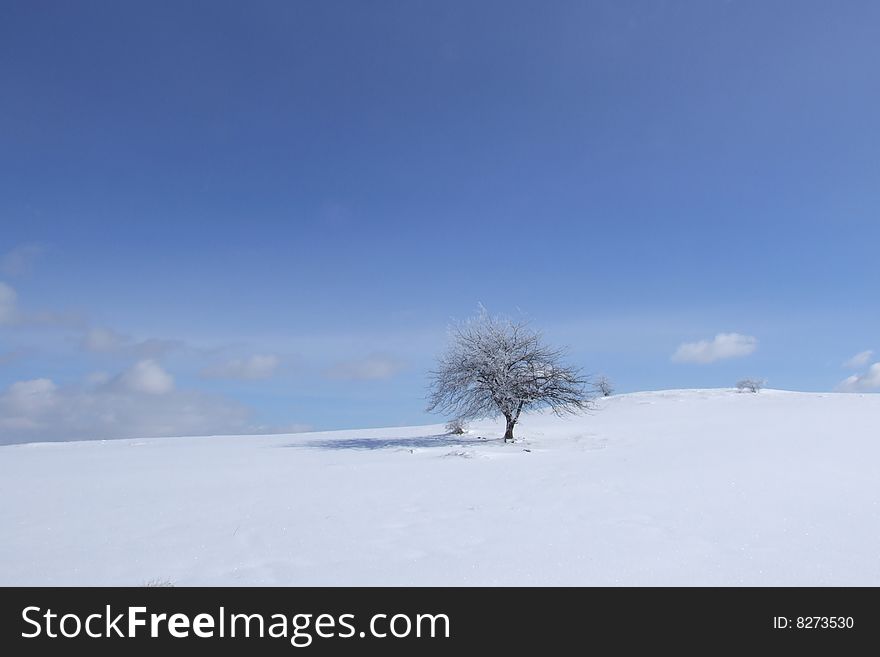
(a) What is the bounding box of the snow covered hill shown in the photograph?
[1,389,878,586]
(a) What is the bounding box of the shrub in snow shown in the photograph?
[736,378,765,393]
[427,308,593,443]
[445,418,469,434]
[143,577,175,587]
[595,375,614,397]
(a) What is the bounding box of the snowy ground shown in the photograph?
[1,388,878,586]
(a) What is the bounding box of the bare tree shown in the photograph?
[427,310,593,442]
[736,378,765,393]
[595,375,614,397]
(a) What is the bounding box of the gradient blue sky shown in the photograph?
[2,0,879,442]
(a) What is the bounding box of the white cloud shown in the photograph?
[837,362,880,392]
[843,350,874,370]
[81,327,129,352]
[324,354,405,381]
[80,327,182,358]
[1,243,46,277]
[109,359,175,395]
[672,332,758,364]
[0,281,80,328]
[5,378,57,415]
[84,371,111,385]
[201,354,279,381]
[0,373,255,444]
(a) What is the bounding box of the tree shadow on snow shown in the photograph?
[286,434,496,451]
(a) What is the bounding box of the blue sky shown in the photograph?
[2,1,879,442]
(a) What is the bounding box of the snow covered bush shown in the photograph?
[445,418,469,434]
[143,577,175,587]
[427,308,593,442]
[736,378,765,393]
[596,375,614,397]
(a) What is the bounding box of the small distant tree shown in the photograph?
[427,309,593,442]
[445,418,469,435]
[143,577,175,587]
[736,378,765,393]
[595,375,614,397]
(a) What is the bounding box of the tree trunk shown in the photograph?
[503,414,515,443]
[503,401,523,443]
